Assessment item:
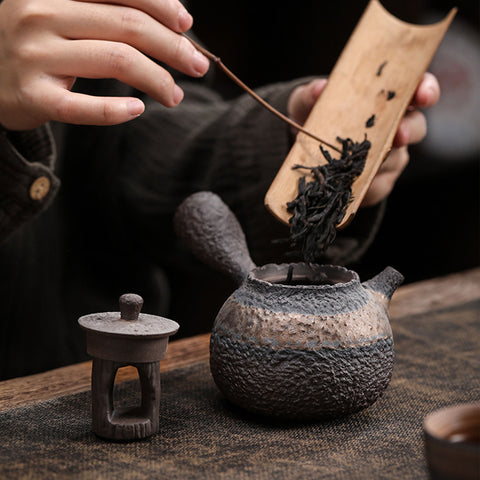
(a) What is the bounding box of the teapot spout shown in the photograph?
[362,266,404,302]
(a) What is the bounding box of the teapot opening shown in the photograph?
[253,264,356,287]
[275,276,335,286]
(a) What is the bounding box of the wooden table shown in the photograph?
[1,267,479,413]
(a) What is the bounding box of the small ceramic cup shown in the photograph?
[423,403,480,480]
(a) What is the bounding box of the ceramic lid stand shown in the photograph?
[78,294,179,440]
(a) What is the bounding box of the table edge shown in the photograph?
[1,267,479,412]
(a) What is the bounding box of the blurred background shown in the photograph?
[166,0,479,337]
[188,0,479,284]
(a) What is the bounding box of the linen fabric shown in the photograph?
[0,300,478,479]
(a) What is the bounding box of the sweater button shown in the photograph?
[29,176,51,201]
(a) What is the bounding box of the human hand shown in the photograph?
[361,72,440,206]
[287,73,441,207]
[0,0,210,130]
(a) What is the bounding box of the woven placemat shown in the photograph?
[1,301,479,479]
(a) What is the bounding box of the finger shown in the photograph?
[55,3,209,78]
[76,0,193,33]
[362,147,409,207]
[44,39,184,107]
[288,78,327,125]
[378,146,410,174]
[393,110,427,147]
[411,72,440,109]
[37,83,146,125]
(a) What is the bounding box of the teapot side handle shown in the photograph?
[174,191,256,285]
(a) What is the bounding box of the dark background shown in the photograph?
[165,0,479,338]
[187,0,479,284]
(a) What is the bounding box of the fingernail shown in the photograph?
[193,50,210,76]
[173,85,184,105]
[428,85,438,101]
[312,78,327,97]
[127,99,145,117]
[178,10,193,31]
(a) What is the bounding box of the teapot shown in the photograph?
[174,191,404,419]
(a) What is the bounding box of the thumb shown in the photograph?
[288,78,327,126]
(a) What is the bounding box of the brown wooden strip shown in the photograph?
[390,268,480,319]
[0,333,210,413]
[1,268,479,412]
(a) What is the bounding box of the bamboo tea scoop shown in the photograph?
[264,0,456,229]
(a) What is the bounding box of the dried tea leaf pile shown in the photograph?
[287,137,371,263]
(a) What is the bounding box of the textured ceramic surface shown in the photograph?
[174,191,256,284]
[78,294,179,440]
[174,192,403,419]
[210,263,403,419]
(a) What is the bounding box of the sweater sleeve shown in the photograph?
[117,77,384,268]
[0,125,60,243]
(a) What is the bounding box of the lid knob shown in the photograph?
[119,293,144,321]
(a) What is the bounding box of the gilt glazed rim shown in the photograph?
[423,402,480,450]
[247,263,360,290]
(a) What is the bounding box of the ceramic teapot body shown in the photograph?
[211,263,402,419]
[174,192,403,419]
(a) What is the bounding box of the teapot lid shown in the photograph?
[78,293,179,339]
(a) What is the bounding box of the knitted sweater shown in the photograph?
[0,75,384,379]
